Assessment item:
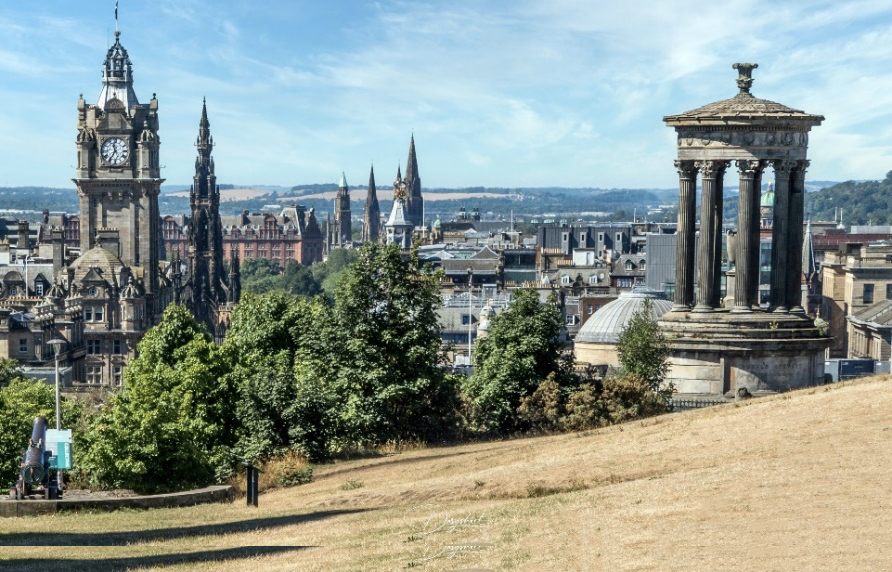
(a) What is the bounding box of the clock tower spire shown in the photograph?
[74,28,163,316]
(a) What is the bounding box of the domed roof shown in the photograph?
[760,183,775,207]
[69,245,126,283]
[663,64,823,126]
[670,92,809,120]
[576,288,672,344]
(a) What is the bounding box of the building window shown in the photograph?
[113,339,122,355]
[561,274,571,285]
[87,339,101,355]
[87,366,102,385]
[639,260,646,271]
[8,286,17,296]
[864,284,874,304]
[18,338,27,354]
[886,284,892,300]
[113,365,123,386]
[462,314,475,325]
[35,282,44,296]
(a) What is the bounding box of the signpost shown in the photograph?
[45,429,73,471]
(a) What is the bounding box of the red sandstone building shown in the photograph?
[161,206,324,267]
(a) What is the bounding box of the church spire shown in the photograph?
[197,97,212,150]
[363,165,380,243]
[405,134,420,187]
[192,99,215,200]
[402,135,423,227]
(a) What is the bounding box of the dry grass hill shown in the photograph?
[2,375,891,571]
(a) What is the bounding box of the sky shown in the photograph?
[3,0,892,190]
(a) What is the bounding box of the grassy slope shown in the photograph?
[2,376,891,571]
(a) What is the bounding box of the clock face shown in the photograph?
[101,137,129,165]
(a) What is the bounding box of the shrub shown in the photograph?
[600,373,669,424]
[562,383,606,431]
[266,450,314,488]
[341,479,364,491]
[517,373,564,432]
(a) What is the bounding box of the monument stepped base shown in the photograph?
[659,310,830,396]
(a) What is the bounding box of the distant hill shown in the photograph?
[804,172,892,225]
[3,179,864,224]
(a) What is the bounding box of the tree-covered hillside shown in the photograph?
[804,172,892,225]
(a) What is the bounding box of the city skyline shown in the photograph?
[3,0,892,189]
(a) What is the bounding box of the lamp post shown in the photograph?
[467,268,473,364]
[47,338,65,490]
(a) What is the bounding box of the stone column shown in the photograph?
[787,160,809,312]
[673,160,698,310]
[733,160,762,312]
[770,160,796,311]
[750,166,764,308]
[711,161,728,307]
[694,160,721,312]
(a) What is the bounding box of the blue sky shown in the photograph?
[3,0,892,189]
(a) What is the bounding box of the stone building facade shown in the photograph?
[0,31,176,388]
[161,206,324,269]
[821,242,892,359]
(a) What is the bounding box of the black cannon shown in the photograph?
[12,417,59,500]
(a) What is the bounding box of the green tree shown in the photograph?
[463,288,571,432]
[0,378,86,488]
[282,260,322,298]
[0,379,55,487]
[76,305,235,493]
[615,298,670,393]
[222,292,339,462]
[240,257,284,294]
[0,358,24,388]
[331,243,460,445]
[319,248,359,298]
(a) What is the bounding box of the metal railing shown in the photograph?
[670,398,728,412]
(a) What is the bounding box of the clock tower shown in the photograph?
[74,31,162,305]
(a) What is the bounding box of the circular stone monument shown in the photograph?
[660,63,830,396]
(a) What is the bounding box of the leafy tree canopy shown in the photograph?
[463,288,571,431]
[615,297,671,395]
[76,305,234,493]
[331,243,460,444]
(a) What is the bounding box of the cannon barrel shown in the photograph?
[21,416,48,486]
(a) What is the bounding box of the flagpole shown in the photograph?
[115,0,119,33]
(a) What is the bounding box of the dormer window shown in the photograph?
[639,260,646,270]
[625,260,634,271]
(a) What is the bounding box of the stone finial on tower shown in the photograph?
[732,63,758,95]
